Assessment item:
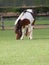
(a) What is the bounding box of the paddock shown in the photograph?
[0,0,49,64]
[0,16,49,65]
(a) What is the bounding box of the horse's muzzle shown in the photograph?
[16,30,22,40]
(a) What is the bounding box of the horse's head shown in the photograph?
[16,29,22,39]
[15,19,22,39]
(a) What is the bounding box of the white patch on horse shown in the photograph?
[20,12,34,24]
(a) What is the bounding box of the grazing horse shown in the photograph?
[15,9,35,40]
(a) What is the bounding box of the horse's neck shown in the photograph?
[15,12,24,25]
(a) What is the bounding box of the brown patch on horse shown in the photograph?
[21,19,30,36]
[15,19,22,39]
[16,30,22,39]
[21,19,30,28]
[15,19,22,33]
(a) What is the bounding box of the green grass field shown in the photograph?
[0,17,49,65]
[0,28,49,65]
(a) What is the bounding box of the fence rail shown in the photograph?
[0,13,49,30]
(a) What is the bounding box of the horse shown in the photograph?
[14,9,35,40]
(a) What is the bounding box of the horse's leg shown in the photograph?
[30,26,34,39]
[25,26,28,36]
[20,28,25,40]
[28,25,33,39]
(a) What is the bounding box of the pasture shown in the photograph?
[0,17,49,65]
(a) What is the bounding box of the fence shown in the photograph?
[0,16,16,30]
[0,12,19,30]
[0,13,49,30]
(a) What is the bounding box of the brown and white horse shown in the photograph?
[15,9,35,40]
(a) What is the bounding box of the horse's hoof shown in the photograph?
[20,38,23,40]
[28,37,32,40]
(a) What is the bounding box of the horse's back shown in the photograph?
[21,12,34,24]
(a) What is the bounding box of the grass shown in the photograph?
[0,29,49,65]
[35,17,49,25]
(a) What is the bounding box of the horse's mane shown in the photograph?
[15,19,22,33]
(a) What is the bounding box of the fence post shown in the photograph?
[1,16,4,30]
